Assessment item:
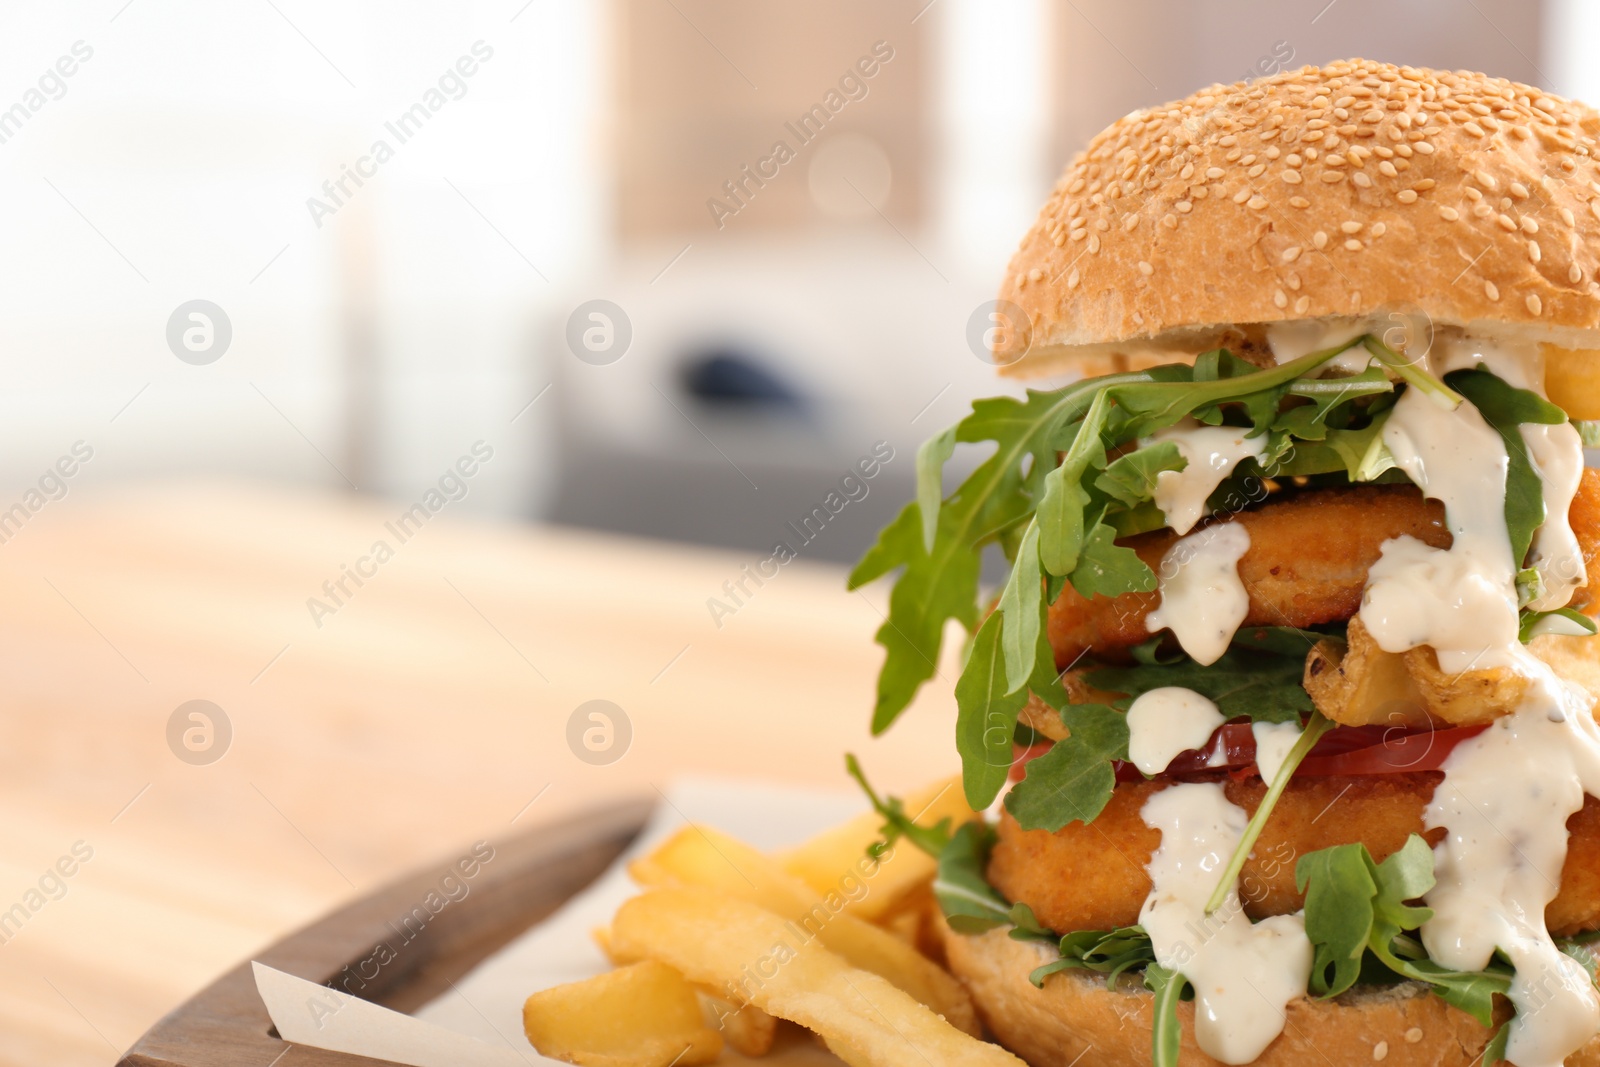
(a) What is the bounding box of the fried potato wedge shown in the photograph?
[522,960,721,1067]
[697,989,779,1056]
[611,887,1026,1067]
[629,825,979,1036]
[777,775,975,922]
[1303,616,1545,727]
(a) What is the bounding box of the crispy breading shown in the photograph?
[1047,472,1600,666]
[989,773,1600,938]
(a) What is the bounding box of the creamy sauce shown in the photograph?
[1265,317,1376,375]
[1359,382,1522,672]
[1422,673,1600,1067]
[1349,330,1600,1063]
[1250,721,1302,784]
[1523,421,1588,611]
[1126,687,1225,775]
[1140,783,1312,1064]
[1145,421,1268,535]
[1148,523,1252,666]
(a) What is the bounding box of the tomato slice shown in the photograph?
[1008,720,1487,783]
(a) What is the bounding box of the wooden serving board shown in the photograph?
[116,798,654,1067]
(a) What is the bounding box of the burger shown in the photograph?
[849,60,1600,1066]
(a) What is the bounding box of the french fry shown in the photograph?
[629,825,979,1036]
[612,887,1025,1067]
[777,775,975,923]
[522,960,722,1067]
[697,989,779,1056]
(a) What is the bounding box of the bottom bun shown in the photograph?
[942,924,1600,1066]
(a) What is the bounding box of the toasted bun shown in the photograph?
[943,924,1600,1066]
[995,59,1600,378]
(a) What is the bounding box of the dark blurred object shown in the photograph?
[678,348,808,413]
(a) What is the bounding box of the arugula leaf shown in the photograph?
[1364,336,1464,408]
[1576,420,1600,448]
[1087,634,1316,723]
[1295,835,1513,1025]
[843,753,955,860]
[931,821,1043,934]
[1274,366,1392,440]
[1030,925,1157,988]
[955,612,1030,809]
[1003,704,1129,831]
[1070,521,1158,600]
[1096,441,1184,507]
[1519,607,1599,642]
[1146,963,1190,1067]
[996,521,1046,695]
[1450,368,1567,569]
[915,426,956,551]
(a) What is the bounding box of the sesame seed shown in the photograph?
[1465,121,1487,137]
[1124,214,1140,231]
[1247,196,1267,210]
[1206,167,1224,179]
[1397,189,1419,204]
[1510,181,1530,199]
[1379,160,1398,176]
[1404,1029,1424,1044]
[1295,295,1311,313]
[1176,201,1193,214]
[1322,171,1346,183]
[1412,178,1436,190]
[1069,178,1086,193]
[1282,246,1303,262]
[1287,273,1301,290]
[1096,217,1110,230]
[1529,240,1542,263]
[1180,163,1195,180]
[1341,220,1364,233]
[1572,264,1584,284]
[1373,1041,1389,1062]
[1497,214,1518,231]
[1138,260,1154,275]
[1475,169,1497,189]
[1289,196,1310,208]
[1363,109,1383,123]
[1485,280,1500,301]
[1474,203,1494,218]
[1233,188,1251,204]
[1528,293,1543,315]
[1414,141,1435,153]
[1028,268,1043,282]
[1068,268,1080,289]
[1344,238,1363,250]
[1088,233,1101,252]
[1522,217,1538,234]
[1562,207,1577,226]
[1070,229,1087,241]
[1314,231,1329,249]
[1465,187,1483,201]
[1162,213,1178,229]
[1274,288,1288,308]
[1371,222,1387,236]
[1282,171,1303,184]
[1248,163,1267,178]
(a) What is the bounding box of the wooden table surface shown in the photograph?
[0,482,958,1067]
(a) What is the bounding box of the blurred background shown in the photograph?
[0,0,1588,564]
[3,2,1597,1065]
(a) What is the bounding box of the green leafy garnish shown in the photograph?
[1363,336,1464,409]
[1449,368,1568,571]
[1519,606,1599,642]
[932,821,1041,934]
[1204,711,1333,914]
[1296,835,1512,1025]
[1146,963,1190,1067]
[1087,628,1319,724]
[953,612,1031,809]
[1029,925,1158,988]
[843,754,955,859]
[1002,703,1130,831]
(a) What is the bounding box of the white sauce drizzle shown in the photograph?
[1148,523,1252,666]
[1423,673,1600,1067]
[1265,317,1376,375]
[1140,783,1313,1064]
[1358,383,1521,672]
[1524,420,1588,611]
[1347,330,1600,1063]
[1126,688,1224,775]
[1251,721,1302,784]
[1146,421,1269,535]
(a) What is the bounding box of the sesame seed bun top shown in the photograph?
[996,58,1600,377]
